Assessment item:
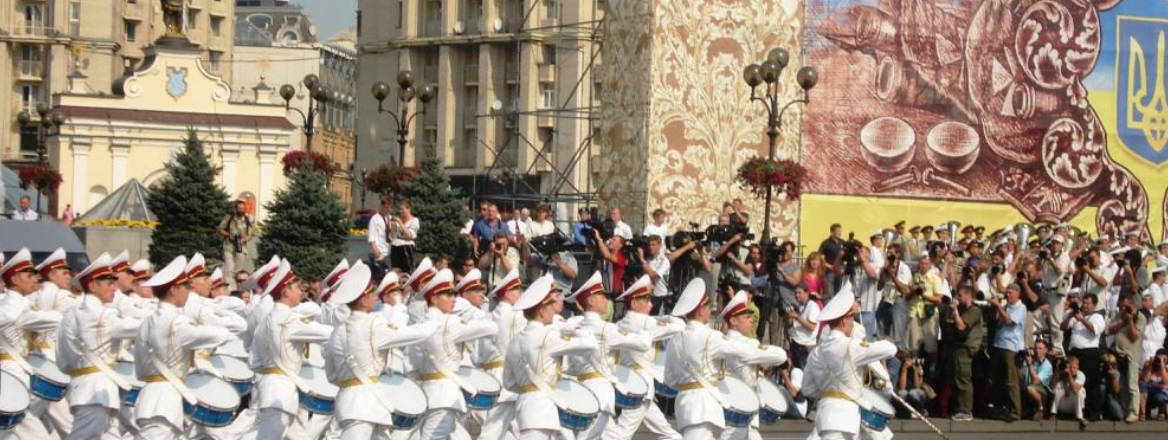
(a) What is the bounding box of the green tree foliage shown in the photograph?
[146,130,231,267]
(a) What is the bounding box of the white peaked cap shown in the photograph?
[670,278,708,317]
[328,261,372,305]
[142,256,189,288]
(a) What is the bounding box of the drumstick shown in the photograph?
[887,391,949,440]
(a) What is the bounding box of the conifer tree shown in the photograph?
[146,130,231,267]
[258,166,348,281]
[403,147,469,261]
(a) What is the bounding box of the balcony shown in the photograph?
[18,60,45,80]
[538,64,556,83]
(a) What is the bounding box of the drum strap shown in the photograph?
[425,353,477,394]
[144,318,198,404]
[0,337,33,374]
[73,307,130,390]
[345,320,396,413]
[679,332,726,406]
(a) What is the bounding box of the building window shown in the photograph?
[209,51,223,71]
[540,84,555,109]
[281,32,299,44]
[20,45,44,77]
[124,20,137,42]
[70,1,82,36]
[21,85,41,113]
[542,45,556,65]
[546,0,558,20]
[248,14,272,30]
[211,16,223,36]
[24,4,47,35]
[186,10,197,30]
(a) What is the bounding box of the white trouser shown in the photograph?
[681,423,720,440]
[605,401,681,440]
[518,429,566,440]
[478,401,519,440]
[117,403,139,438]
[1055,386,1086,419]
[575,412,609,440]
[339,419,392,440]
[137,416,185,440]
[255,407,299,439]
[719,425,760,440]
[30,396,73,437]
[65,405,119,440]
[417,409,461,440]
[298,410,333,440]
[816,430,857,440]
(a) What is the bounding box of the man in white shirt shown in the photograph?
[1041,236,1073,352]
[1157,242,1168,268]
[977,251,1014,301]
[859,231,886,339]
[609,207,633,241]
[11,195,38,221]
[640,235,671,314]
[506,207,533,239]
[367,197,392,270]
[642,208,670,243]
[1061,293,1106,419]
[787,283,820,368]
[1145,266,1167,307]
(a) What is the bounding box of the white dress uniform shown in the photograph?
[718,291,789,440]
[565,274,654,440]
[109,252,156,321]
[663,280,768,440]
[800,288,898,440]
[414,269,498,440]
[323,262,437,439]
[57,254,143,440]
[502,275,600,440]
[607,307,684,440]
[0,248,65,440]
[249,259,335,440]
[28,249,80,438]
[478,269,525,440]
[133,256,233,439]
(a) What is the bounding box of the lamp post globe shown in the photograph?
[797,66,819,91]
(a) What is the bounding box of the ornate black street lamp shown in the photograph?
[16,103,64,165]
[370,71,436,166]
[280,74,332,152]
[742,48,818,245]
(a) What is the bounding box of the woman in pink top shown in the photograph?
[802,252,826,299]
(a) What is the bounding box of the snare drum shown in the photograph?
[458,366,501,410]
[26,353,70,401]
[208,355,254,396]
[859,388,895,431]
[305,344,326,368]
[553,379,600,431]
[182,372,241,427]
[0,371,29,430]
[755,378,789,424]
[652,351,677,398]
[215,338,249,359]
[612,365,649,409]
[717,376,760,428]
[377,373,428,430]
[298,365,338,415]
[114,360,143,407]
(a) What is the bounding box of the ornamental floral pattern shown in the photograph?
[598,0,805,241]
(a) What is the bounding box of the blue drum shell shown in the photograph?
[228,380,252,396]
[861,408,888,431]
[183,401,237,427]
[120,387,142,407]
[462,389,499,410]
[392,412,419,430]
[0,411,26,430]
[653,380,678,398]
[298,391,336,415]
[29,375,67,401]
[614,391,644,409]
[723,409,754,428]
[557,408,596,431]
[758,407,781,424]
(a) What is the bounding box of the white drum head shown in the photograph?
[306,344,326,368]
[612,365,649,395]
[554,379,599,414]
[114,361,143,387]
[378,373,428,415]
[718,377,760,413]
[27,353,70,383]
[860,388,895,415]
[0,371,30,413]
[185,373,241,410]
[458,367,501,394]
[210,355,254,382]
[756,378,788,414]
[215,339,249,359]
[298,365,338,398]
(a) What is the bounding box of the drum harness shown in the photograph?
[142,316,198,404]
[678,330,727,407]
[422,315,477,395]
[70,301,130,390]
[518,329,569,408]
[340,317,396,414]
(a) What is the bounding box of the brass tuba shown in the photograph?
[1013,223,1036,251]
[882,228,898,250]
[939,221,961,248]
[1066,225,1089,250]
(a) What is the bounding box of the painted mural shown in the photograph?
[802,0,1168,242]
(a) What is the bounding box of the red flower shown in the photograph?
[282,151,339,177]
[735,157,806,200]
[362,164,418,196]
[18,164,63,194]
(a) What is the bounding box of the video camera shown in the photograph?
[840,232,866,270]
[579,218,615,243]
[530,234,571,256]
[707,223,753,243]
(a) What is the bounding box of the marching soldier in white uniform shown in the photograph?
[30,248,79,437]
[414,269,498,439]
[453,269,499,429]
[718,291,788,440]
[182,254,247,335]
[318,259,352,326]
[324,262,437,439]
[404,257,437,324]
[664,278,769,440]
[56,253,143,439]
[478,268,525,440]
[249,259,335,439]
[801,285,898,440]
[605,278,688,440]
[124,258,158,311]
[133,256,233,439]
[565,273,654,439]
[502,274,599,440]
[0,248,64,440]
[110,252,155,320]
[374,272,411,374]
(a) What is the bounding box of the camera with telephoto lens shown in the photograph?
[990,265,1004,276]
[840,232,866,266]
[707,223,753,243]
[530,234,570,256]
[1038,249,1049,260]
[1068,300,1081,314]
[580,218,615,242]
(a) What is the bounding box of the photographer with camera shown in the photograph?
[1061,292,1106,420]
[1052,355,1089,428]
[535,237,578,294]
[479,233,521,286]
[593,228,630,293]
[907,253,944,362]
[712,216,753,306]
[1018,260,1051,345]
[858,231,886,339]
[1107,293,1146,422]
[879,244,912,346]
[1022,340,1054,420]
[637,235,671,315]
[990,284,1027,421]
[217,199,255,281]
[1139,349,1168,420]
[1074,248,1113,298]
[942,285,984,421]
[1041,236,1073,353]
[786,282,819,369]
[977,250,1014,302]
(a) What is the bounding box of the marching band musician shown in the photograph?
[324,262,437,439]
[605,278,687,440]
[110,251,155,319]
[29,248,79,437]
[0,248,64,439]
[718,290,788,440]
[478,268,526,440]
[664,277,774,440]
[414,269,498,439]
[565,273,654,439]
[801,284,898,440]
[249,259,335,439]
[241,255,282,347]
[503,274,599,440]
[453,269,499,430]
[56,253,143,439]
[404,257,437,324]
[126,259,157,308]
[133,256,232,439]
[318,259,352,326]
[182,254,247,335]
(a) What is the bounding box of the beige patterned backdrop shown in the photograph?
[597,0,806,240]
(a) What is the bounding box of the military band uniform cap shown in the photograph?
[111,250,131,273]
[208,267,225,289]
[720,290,751,320]
[241,255,281,291]
[960,225,975,234]
[1050,235,1065,244]
[142,256,189,288]
[35,247,69,277]
[614,272,652,302]
[909,225,921,233]
[1,248,35,283]
[670,277,707,317]
[129,258,152,281]
[455,268,486,296]
[818,282,857,322]
[418,268,455,300]
[184,252,207,279]
[406,256,436,291]
[375,271,401,296]
[328,261,372,305]
[893,220,905,228]
[73,252,116,287]
[1150,265,1167,275]
[921,225,934,232]
[490,268,522,299]
[568,271,606,304]
[263,259,296,297]
[870,230,882,239]
[513,273,556,311]
[323,259,350,290]
[1109,245,1130,255]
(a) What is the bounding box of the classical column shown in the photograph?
[221,146,240,197]
[71,141,91,211]
[110,143,130,190]
[257,149,277,220]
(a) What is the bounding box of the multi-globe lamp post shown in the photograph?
[279,74,334,152]
[370,71,436,166]
[742,48,818,245]
[16,103,65,215]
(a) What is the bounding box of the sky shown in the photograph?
[296,0,357,41]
